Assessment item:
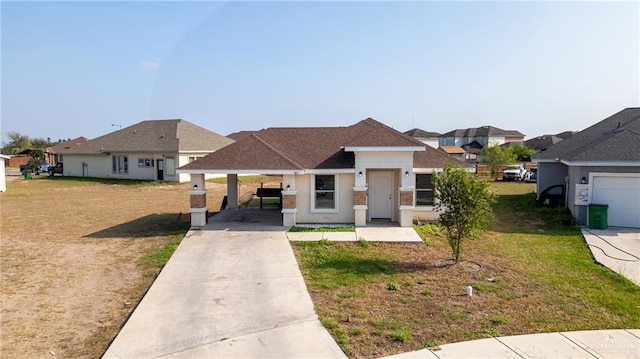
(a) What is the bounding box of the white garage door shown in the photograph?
[592,175,640,228]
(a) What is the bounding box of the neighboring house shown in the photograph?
[461,140,484,162]
[525,131,576,154]
[0,154,9,192]
[533,108,640,228]
[439,146,467,161]
[404,128,441,148]
[46,137,89,164]
[179,118,472,228]
[62,119,234,182]
[440,126,525,147]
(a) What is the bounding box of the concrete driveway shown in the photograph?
[103,209,345,358]
[581,227,640,286]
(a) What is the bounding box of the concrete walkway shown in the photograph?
[384,329,640,359]
[581,227,640,286]
[103,209,345,358]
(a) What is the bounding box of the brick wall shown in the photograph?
[354,190,367,206]
[190,194,207,208]
[400,190,413,206]
[282,194,296,209]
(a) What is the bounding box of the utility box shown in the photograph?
[588,203,609,230]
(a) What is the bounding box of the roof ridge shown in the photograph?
[251,133,304,169]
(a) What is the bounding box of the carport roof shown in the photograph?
[533,108,640,163]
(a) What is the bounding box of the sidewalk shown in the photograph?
[286,227,423,242]
[383,329,640,359]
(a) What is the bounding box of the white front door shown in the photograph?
[369,171,393,219]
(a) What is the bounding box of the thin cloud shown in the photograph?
[140,60,160,69]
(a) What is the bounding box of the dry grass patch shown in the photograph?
[0,174,279,358]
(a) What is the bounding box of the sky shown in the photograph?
[2,1,639,144]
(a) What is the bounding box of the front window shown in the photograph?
[165,157,176,176]
[112,155,128,174]
[313,174,336,210]
[138,158,154,168]
[416,174,434,206]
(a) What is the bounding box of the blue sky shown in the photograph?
[2,1,638,144]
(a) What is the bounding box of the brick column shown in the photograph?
[353,187,368,227]
[398,187,414,227]
[189,173,207,227]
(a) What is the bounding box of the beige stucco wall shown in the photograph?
[294,173,355,224]
[64,152,184,181]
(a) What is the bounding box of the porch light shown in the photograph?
[405,171,409,177]
[286,184,291,190]
[193,184,198,190]
[581,177,587,184]
[358,171,363,177]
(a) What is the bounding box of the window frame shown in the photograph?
[415,173,435,207]
[311,174,339,213]
[112,155,129,174]
[165,157,176,176]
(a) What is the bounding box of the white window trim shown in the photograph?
[311,174,339,213]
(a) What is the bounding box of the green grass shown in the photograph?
[292,182,640,358]
[138,233,185,269]
[294,240,396,289]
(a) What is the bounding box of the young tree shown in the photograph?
[28,149,45,168]
[510,145,536,162]
[433,164,495,263]
[480,144,516,180]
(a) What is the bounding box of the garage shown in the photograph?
[591,173,640,228]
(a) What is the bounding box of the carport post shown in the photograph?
[227,174,238,209]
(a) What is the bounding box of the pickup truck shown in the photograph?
[502,165,526,181]
[48,162,64,176]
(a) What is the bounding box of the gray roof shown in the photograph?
[533,108,640,162]
[404,128,441,138]
[63,119,234,154]
[441,126,524,138]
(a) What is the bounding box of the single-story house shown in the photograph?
[533,108,640,228]
[178,118,472,228]
[62,119,234,182]
[46,137,89,164]
[0,154,9,192]
[525,131,575,154]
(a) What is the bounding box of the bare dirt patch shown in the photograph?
[0,174,278,358]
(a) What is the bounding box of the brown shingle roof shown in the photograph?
[47,137,89,154]
[414,146,472,168]
[439,146,466,154]
[181,118,462,171]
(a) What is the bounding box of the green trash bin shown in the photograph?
[588,203,608,230]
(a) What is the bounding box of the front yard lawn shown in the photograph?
[291,182,640,358]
